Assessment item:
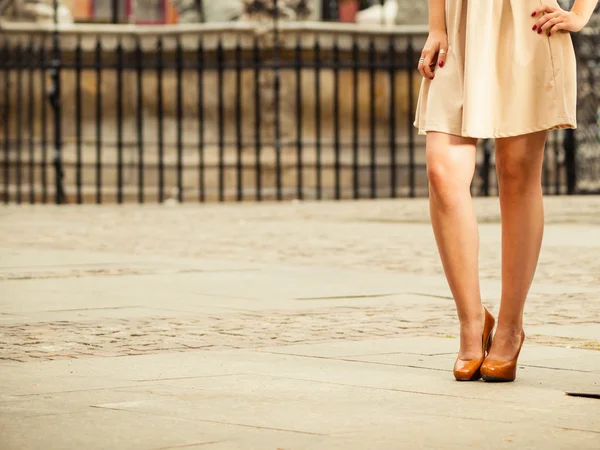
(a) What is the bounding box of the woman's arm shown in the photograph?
[571,0,600,23]
[533,0,599,35]
[428,0,446,33]
[418,0,448,80]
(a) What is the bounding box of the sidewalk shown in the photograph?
[1,197,599,449]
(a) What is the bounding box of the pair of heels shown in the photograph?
[453,307,525,382]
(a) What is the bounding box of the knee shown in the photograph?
[426,157,469,208]
[496,155,537,191]
[426,160,453,194]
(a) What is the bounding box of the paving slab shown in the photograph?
[89,370,600,433]
[1,198,599,449]
[261,336,460,357]
[328,418,600,450]
[523,355,600,373]
[0,248,258,273]
[0,408,263,450]
[527,324,600,340]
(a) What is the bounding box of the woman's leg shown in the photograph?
[489,131,546,360]
[426,132,483,360]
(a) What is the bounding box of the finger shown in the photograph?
[423,52,435,79]
[541,16,562,32]
[531,5,556,17]
[534,12,559,32]
[437,48,448,68]
[548,22,568,35]
[417,55,426,78]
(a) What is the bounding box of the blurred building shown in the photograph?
[63,0,179,23]
[0,0,429,25]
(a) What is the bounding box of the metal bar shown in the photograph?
[333,37,341,200]
[116,37,124,204]
[15,42,22,204]
[197,38,205,202]
[388,36,397,198]
[27,39,35,204]
[136,38,144,203]
[157,36,165,203]
[51,0,65,204]
[95,38,102,204]
[176,37,184,203]
[407,38,416,198]
[564,128,576,195]
[235,38,243,202]
[368,38,376,199]
[217,36,225,202]
[295,35,303,201]
[40,40,48,203]
[494,156,499,195]
[554,130,560,195]
[542,136,550,194]
[75,37,83,203]
[273,0,283,201]
[352,38,359,200]
[2,40,9,204]
[314,37,322,200]
[253,37,262,201]
[482,139,491,197]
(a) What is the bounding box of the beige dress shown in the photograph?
[414,0,577,139]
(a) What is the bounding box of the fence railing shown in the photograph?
[0,21,577,204]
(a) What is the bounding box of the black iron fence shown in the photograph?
[0,22,581,204]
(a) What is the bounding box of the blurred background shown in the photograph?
[0,0,598,204]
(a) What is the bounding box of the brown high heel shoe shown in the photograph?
[453,307,495,381]
[481,330,525,382]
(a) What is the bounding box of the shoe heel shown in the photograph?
[485,332,493,354]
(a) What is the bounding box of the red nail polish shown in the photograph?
[439,61,445,68]
[537,28,543,34]
[531,11,536,17]
[532,25,537,30]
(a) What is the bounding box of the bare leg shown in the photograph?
[489,131,546,360]
[426,132,483,360]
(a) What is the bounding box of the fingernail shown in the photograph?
[439,61,444,68]
[531,11,536,17]
[537,28,542,34]
[532,25,537,30]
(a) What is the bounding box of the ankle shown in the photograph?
[458,305,485,329]
[495,321,523,337]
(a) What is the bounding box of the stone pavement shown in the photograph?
[0,197,599,449]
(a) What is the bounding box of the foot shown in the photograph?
[457,307,486,361]
[486,326,523,362]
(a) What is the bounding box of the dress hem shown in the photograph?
[414,118,577,139]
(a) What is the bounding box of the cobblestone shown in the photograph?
[1,289,599,362]
[1,197,599,362]
[1,197,599,287]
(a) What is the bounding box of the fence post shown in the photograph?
[273,0,282,200]
[564,128,577,195]
[481,139,492,197]
[50,0,66,204]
